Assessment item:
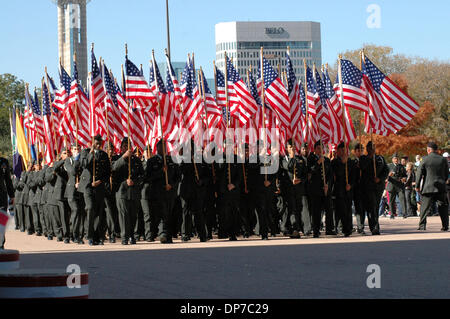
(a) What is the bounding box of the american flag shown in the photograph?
[298,79,319,149]
[306,66,331,143]
[46,73,64,153]
[323,68,356,142]
[286,53,302,148]
[31,89,44,142]
[335,59,369,112]
[102,63,125,150]
[67,60,90,148]
[199,69,223,139]
[260,57,291,139]
[42,81,56,163]
[226,56,258,126]
[180,57,203,139]
[149,60,178,150]
[89,49,106,137]
[24,87,37,144]
[362,55,418,134]
[125,57,156,110]
[214,66,229,128]
[315,69,341,145]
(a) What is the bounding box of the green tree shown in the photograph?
[0,73,26,160]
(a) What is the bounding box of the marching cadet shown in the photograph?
[64,143,85,244]
[204,144,220,240]
[15,169,25,232]
[40,161,53,240]
[19,163,33,235]
[180,141,210,242]
[12,175,20,230]
[352,144,365,234]
[104,142,120,243]
[387,153,407,219]
[308,141,334,238]
[52,150,70,244]
[147,139,181,244]
[331,142,356,237]
[415,142,449,231]
[80,135,111,245]
[360,141,389,235]
[218,144,243,241]
[281,140,310,238]
[0,157,14,249]
[113,138,143,245]
[44,161,59,240]
[257,152,278,240]
[240,144,258,238]
[29,161,43,236]
[141,146,156,242]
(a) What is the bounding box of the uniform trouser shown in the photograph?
[68,197,84,240]
[30,203,42,234]
[221,190,241,238]
[104,194,119,238]
[205,190,218,237]
[419,192,449,230]
[310,195,334,235]
[13,205,19,229]
[16,204,25,231]
[181,196,207,240]
[152,190,177,239]
[141,198,157,240]
[134,204,144,240]
[24,205,33,232]
[38,204,47,235]
[389,189,406,216]
[269,194,283,235]
[116,197,138,241]
[280,192,291,234]
[84,190,105,241]
[255,190,274,237]
[52,201,70,240]
[363,189,380,233]
[285,188,308,234]
[334,194,353,236]
[240,193,257,235]
[353,190,365,231]
[43,204,54,236]
[405,189,415,217]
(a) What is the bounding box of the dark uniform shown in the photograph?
[331,155,356,237]
[308,152,334,237]
[218,156,243,240]
[28,169,42,236]
[360,149,389,235]
[64,155,85,243]
[44,166,58,240]
[140,155,156,241]
[256,156,278,240]
[1,158,14,249]
[416,150,449,230]
[180,154,210,242]
[104,154,120,242]
[19,170,33,234]
[113,154,143,244]
[281,154,310,237]
[387,158,407,218]
[204,162,219,239]
[240,161,258,237]
[147,153,181,243]
[352,155,365,233]
[52,160,70,243]
[80,149,111,244]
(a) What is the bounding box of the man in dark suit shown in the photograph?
[415,142,449,231]
[387,153,407,219]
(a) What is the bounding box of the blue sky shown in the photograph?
[0,0,448,90]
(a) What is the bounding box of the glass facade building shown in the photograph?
[215,21,322,82]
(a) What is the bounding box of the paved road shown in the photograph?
[7,216,449,299]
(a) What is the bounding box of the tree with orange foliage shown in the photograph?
[357,74,435,159]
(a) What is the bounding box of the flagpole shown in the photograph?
[335,58,349,185]
[151,50,169,187]
[224,52,232,185]
[260,47,268,182]
[305,60,326,190]
[88,70,96,183]
[45,69,58,157]
[361,50,377,179]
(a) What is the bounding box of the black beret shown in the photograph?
[314,141,322,149]
[427,142,438,151]
[337,141,345,149]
